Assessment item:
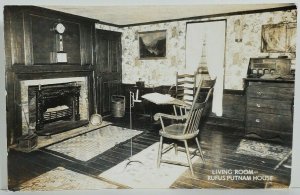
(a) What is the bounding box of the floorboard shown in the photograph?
[7,114,291,190]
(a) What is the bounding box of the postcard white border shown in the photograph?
[0,0,300,195]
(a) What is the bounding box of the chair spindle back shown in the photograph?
[183,79,215,135]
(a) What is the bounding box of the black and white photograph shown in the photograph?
[0,0,300,193]
[139,30,167,59]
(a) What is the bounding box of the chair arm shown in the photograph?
[153,113,188,121]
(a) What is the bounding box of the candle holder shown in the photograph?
[123,90,143,170]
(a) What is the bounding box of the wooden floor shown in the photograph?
[7,114,291,190]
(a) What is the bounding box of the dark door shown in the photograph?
[95,29,122,115]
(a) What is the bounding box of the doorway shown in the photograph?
[186,20,226,116]
[95,29,122,116]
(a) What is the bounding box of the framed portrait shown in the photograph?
[139,30,166,59]
[261,23,297,53]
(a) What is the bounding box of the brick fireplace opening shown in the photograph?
[20,77,89,136]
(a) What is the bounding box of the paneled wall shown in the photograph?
[4,6,97,145]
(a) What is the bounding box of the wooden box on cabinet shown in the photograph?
[244,79,294,143]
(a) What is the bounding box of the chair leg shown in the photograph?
[174,143,178,155]
[183,140,194,176]
[195,137,205,163]
[157,136,163,168]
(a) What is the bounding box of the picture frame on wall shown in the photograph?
[261,22,297,53]
[261,23,286,52]
[139,30,167,59]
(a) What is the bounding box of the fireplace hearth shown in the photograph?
[28,82,88,136]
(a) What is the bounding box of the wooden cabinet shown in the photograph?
[95,30,122,115]
[244,79,294,143]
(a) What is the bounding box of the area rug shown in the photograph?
[20,166,118,191]
[45,125,142,162]
[100,142,200,188]
[235,139,291,161]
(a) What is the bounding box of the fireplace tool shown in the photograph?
[123,90,143,169]
[90,71,102,126]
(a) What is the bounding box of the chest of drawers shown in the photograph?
[244,79,294,143]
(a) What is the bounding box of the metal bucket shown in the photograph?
[111,95,125,118]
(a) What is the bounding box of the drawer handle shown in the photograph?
[256,103,261,108]
[255,119,261,123]
[257,91,262,96]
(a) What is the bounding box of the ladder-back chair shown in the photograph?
[154,78,216,176]
[174,72,197,116]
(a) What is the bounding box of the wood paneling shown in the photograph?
[95,30,122,73]
[80,23,94,65]
[95,30,122,116]
[4,6,96,67]
[222,92,246,121]
[4,7,25,66]
[30,15,81,65]
[97,75,122,114]
[4,6,96,145]
[31,15,55,64]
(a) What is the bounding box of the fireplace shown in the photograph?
[20,77,89,136]
[36,84,80,127]
[28,82,86,135]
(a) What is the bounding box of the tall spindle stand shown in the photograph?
[123,90,143,169]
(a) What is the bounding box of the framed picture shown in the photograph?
[139,30,166,59]
[261,23,286,52]
[261,23,297,53]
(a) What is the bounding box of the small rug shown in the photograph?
[235,139,291,161]
[20,167,118,191]
[45,125,142,162]
[100,142,200,188]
